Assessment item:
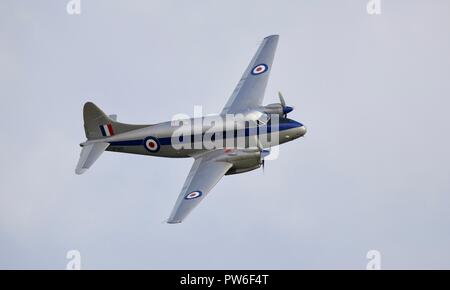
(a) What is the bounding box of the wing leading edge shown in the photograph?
[221,35,279,114]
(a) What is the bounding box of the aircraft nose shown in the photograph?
[298,125,307,137]
[284,120,307,139]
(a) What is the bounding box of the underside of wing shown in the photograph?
[221,35,279,114]
[167,151,233,224]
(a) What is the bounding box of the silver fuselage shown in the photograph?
[84,114,306,158]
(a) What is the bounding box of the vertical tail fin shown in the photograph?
[76,102,150,174]
[83,102,149,140]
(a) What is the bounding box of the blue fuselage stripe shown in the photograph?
[109,139,144,146]
[109,122,301,147]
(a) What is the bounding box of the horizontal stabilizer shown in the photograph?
[75,142,110,175]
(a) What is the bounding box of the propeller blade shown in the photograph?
[278,91,286,107]
[279,91,294,117]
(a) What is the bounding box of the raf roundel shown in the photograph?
[185,191,202,200]
[251,63,268,75]
[144,136,160,152]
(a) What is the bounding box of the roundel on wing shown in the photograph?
[144,136,160,152]
[251,63,268,75]
[185,190,202,200]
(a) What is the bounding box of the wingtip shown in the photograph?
[166,219,183,224]
[75,168,86,175]
[264,34,279,40]
[166,214,183,224]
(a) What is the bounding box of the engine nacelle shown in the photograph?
[226,163,261,175]
[218,149,262,175]
[263,103,284,115]
[262,103,294,116]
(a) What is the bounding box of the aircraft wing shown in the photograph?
[221,35,279,114]
[167,151,233,224]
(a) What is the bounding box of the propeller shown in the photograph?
[278,92,294,118]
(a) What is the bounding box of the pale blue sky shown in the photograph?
[1,0,450,269]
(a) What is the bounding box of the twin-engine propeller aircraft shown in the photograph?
[76,35,307,223]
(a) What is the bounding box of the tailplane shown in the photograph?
[75,142,109,175]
